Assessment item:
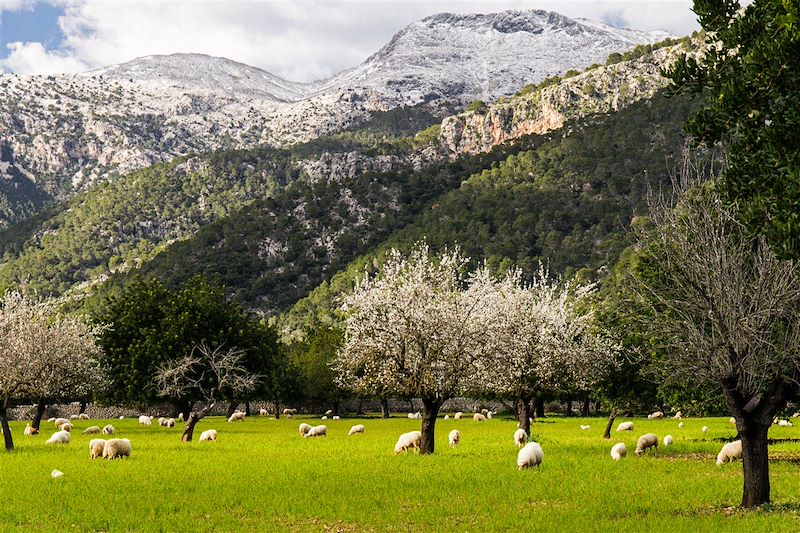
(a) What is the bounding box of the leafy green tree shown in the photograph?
[290,327,349,413]
[666,0,800,258]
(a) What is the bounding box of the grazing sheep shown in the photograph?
[635,433,659,456]
[82,426,101,435]
[648,411,664,420]
[332,415,340,420]
[678,422,685,429]
[54,417,69,428]
[778,419,793,427]
[46,430,70,445]
[282,408,297,415]
[729,417,737,426]
[325,410,334,417]
[448,429,461,448]
[610,442,627,461]
[473,413,486,422]
[580,425,590,430]
[793,412,800,419]
[616,421,634,432]
[89,439,106,460]
[228,411,246,423]
[166,418,175,428]
[716,440,743,465]
[51,470,64,479]
[47,417,56,423]
[673,411,682,419]
[321,416,328,420]
[444,415,450,420]
[158,417,167,427]
[407,412,420,420]
[394,431,422,454]
[454,412,463,420]
[480,409,489,416]
[59,422,72,433]
[199,429,218,442]
[178,413,185,422]
[348,425,365,436]
[663,435,673,446]
[259,409,269,416]
[513,428,528,448]
[69,414,79,420]
[298,423,312,436]
[103,438,132,460]
[305,425,328,438]
[24,424,38,436]
[102,424,115,435]
[119,416,125,420]
[701,426,709,433]
[517,442,544,470]
[138,415,152,426]
[79,413,90,420]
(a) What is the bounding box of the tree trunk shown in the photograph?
[1,398,13,451]
[274,400,281,420]
[408,399,414,413]
[380,398,390,419]
[516,397,532,437]
[603,408,617,439]
[582,397,590,417]
[244,402,251,416]
[31,401,46,431]
[420,398,442,455]
[333,400,340,416]
[79,401,87,415]
[565,398,574,417]
[535,397,545,418]
[739,419,771,507]
[182,401,214,443]
[226,402,239,418]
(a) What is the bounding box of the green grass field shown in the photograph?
[1,415,800,531]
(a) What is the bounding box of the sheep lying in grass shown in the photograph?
[778,419,793,427]
[473,413,486,422]
[228,411,246,423]
[663,435,673,446]
[199,429,218,442]
[321,416,328,420]
[444,415,450,420]
[332,416,340,421]
[304,425,327,438]
[79,413,90,421]
[449,429,461,448]
[24,424,38,436]
[51,470,64,479]
[394,431,422,454]
[616,421,634,432]
[514,428,528,448]
[647,411,664,419]
[580,425,590,430]
[701,426,709,433]
[517,442,544,470]
[298,423,312,436]
[349,425,365,436]
[716,440,743,465]
[89,439,106,460]
[283,408,297,415]
[678,422,685,429]
[103,438,132,460]
[635,433,658,456]
[69,414,79,420]
[407,412,421,420]
[102,425,115,435]
[138,415,152,426]
[610,442,627,461]
[82,426,101,435]
[54,417,69,428]
[454,412,463,420]
[46,430,70,445]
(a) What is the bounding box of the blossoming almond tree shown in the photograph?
[334,244,491,454]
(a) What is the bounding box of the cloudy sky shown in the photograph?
[0,0,700,80]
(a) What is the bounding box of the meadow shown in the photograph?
[1,414,800,531]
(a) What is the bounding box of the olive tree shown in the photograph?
[0,292,104,451]
[635,170,800,507]
[333,245,490,454]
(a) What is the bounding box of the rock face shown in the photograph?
[0,9,668,224]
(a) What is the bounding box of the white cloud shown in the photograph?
[0,41,87,74]
[1,1,700,79]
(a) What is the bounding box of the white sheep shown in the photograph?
[138,415,152,426]
[325,410,334,417]
[673,411,682,419]
[793,412,800,419]
[729,416,737,426]
[449,429,461,448]
[259,409,269,416]
[678,422,685,429]
[228,411,246,423]
[394,431,422,454]
[648,411,664,419]
[332,415,340,420]
[473,413,486,422]
[60,422,73,433]
[480,409,489,416]
[716,440,743,465]
[282,408,297,415]
[54,417,69,428]
[580,425,590,430]
[298,423,312,436]
[89,438,106,460]
[69,414,79,420]
[778,419,793,427]
[321,416,328,420]
[103,438,132,460]
[517,442,544,470]
[199,429,218,442]
[166,418,175,428]
[454,412,463,420]
[119,416,125,420]
[610,442,627,461]
[178,413,185,422]
[82,426,101,435]
[79,413,90,420]
[444,415,450,420]
[158,417,167,427]
[487,411,493,420]
[701,426,709,433]
[47,417,56,423]
[24,424,38,436]
[51,470,64,479]
[616,421,634,432]
[663,435,673,446]
[46,430,70,445]
[513,428,528,448]
[635,433,659,456]
[304,425,328,438]
[348,424,365,436]
[407,412,420,420]
[102,424,115,435]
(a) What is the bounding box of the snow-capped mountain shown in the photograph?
[0,9,670,223]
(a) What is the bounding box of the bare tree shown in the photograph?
[155,343,259,442]
[636,164,800,507]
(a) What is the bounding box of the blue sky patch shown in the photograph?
[0,2,66,57]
